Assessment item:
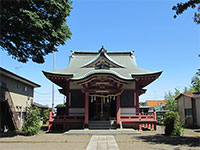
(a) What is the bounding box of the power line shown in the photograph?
[34,90,60,95]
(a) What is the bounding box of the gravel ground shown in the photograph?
[0,132,91,150]
[0,127,199,150]
[115,127,200,150]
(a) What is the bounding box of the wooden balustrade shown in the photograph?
[48,112,85,130]
[48,112,157,130]
[48,112,84,122]
[120,112,157,122]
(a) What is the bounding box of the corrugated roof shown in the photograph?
[146,100,167,108]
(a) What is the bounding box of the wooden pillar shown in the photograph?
[151,123,154,130]
[84,91,89,125]
[65,80,70,115]
[153,112,157,130]
[136,92,139,114]
[148,123,151,129]
[100,97,103,118]
[0,102,2,133]
[116,95,121,124]
[48,112,52,131]
[139,123,142,131]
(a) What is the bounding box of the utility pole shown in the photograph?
[52,53,55,114]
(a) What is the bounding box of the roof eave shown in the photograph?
[131,71,163,77]
[0,67,40,88]
[42,71,73,78]
[42,71,73,87]
[71,72,134,82]
[132,71,162,88]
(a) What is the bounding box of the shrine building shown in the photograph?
[43,46,162,130]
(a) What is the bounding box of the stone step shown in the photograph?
[89,121,111,124]
[64,129,141,136]
[88,126,116,130]
[89,121,117,129]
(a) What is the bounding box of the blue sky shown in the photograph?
[0,0,199,106]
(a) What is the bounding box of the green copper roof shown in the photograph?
[43,48,162,81]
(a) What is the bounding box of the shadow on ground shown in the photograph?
[0,131,17,138]
[45,130,66,134]
[135,134,200,147]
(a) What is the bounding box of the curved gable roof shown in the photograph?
[81,47,125,68]
[43,47,162,87]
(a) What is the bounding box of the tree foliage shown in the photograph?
[165,89,180,112]
[0,0,72,63]
[22,107,41,136]
[165,73,200,112]
[191,75,200,92]
[172,0,200,24]
[164,111,183,136]
[139,102,146,106]
[42,109,50,124]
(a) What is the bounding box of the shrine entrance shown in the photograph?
[89,96,116,121]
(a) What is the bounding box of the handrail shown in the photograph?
[120,112,157,122]
[49,112,84,122]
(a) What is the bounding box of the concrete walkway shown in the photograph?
[86,135,119,150]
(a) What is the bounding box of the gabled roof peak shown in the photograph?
[81,46,125,69]
[99,45,107,53]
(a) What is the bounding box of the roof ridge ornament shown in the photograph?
[81,46,125,69]
[99,45,107,53]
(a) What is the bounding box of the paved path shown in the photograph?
[86,135,119,150]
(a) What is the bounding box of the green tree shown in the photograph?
[164,111,183,136]
[172,0,200,24]
[139,102,146,106]
[43,109,50,124]
[22,107,41,136]
[191,75,200,92]
[165,74,200,112]
[164,89,180,112]
[0,0,72,63]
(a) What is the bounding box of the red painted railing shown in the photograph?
[48,112,84,130]
[48,112,157,130]
[120,112,157,130]
[49,112,84,122]
[49,112,84,123]
[120,112,157,122]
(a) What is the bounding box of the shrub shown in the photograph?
[43,109,50,124]
[164,111,183,136]
[22,107,41,136]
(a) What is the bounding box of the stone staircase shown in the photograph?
[89,120,117,129]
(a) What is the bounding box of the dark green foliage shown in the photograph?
[56,103,66,107]
[164,111,183,136]
[22,107,41,136]
[43,109,50,124]
[172,0,200,24]
[191,75,200,92]
[0,0,72,63]
[139,102,146,106]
